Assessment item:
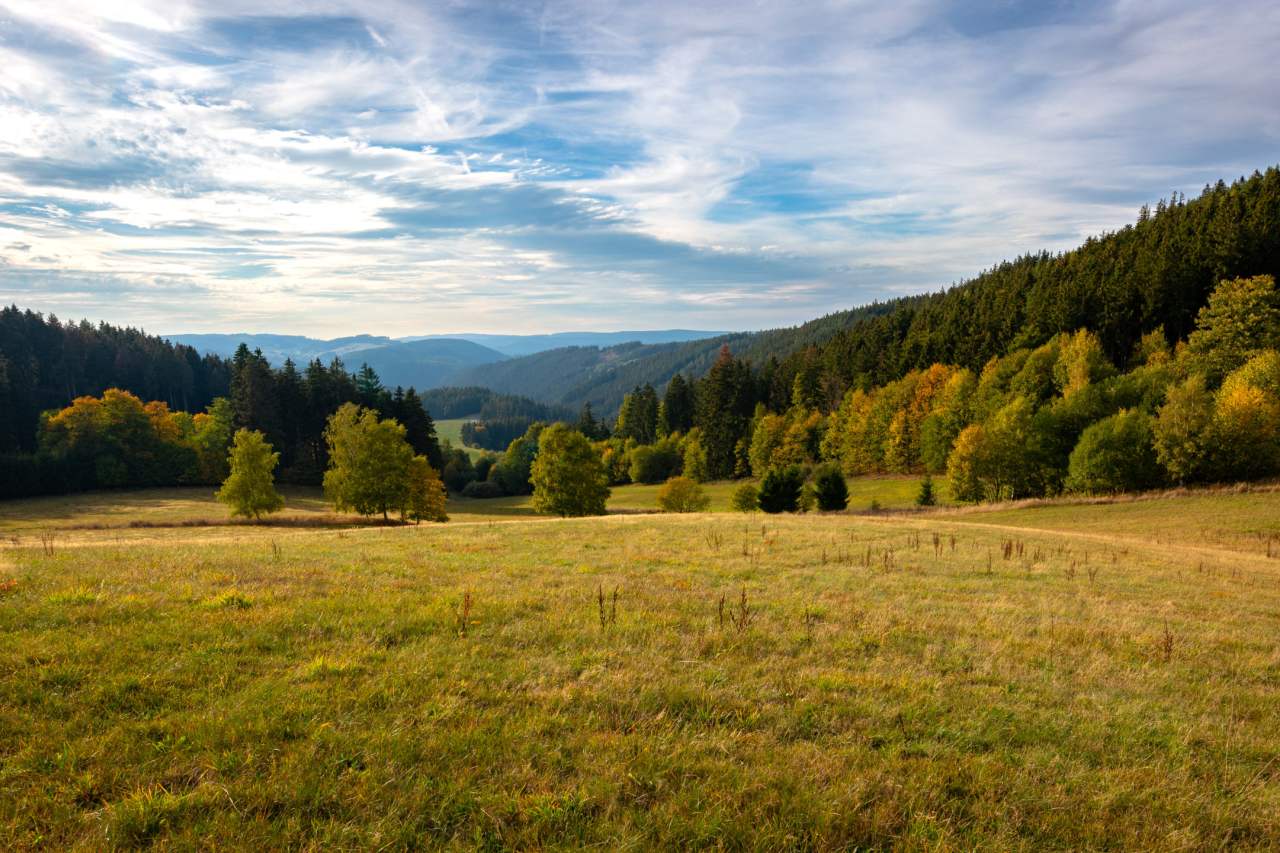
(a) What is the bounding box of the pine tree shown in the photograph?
[275,358,305,469]
[813,466,849,511]
[577,402,604,440]
[355,363,387,408]
[396,387,443,469]
[661,373,696,434]
[758,466,804,513]
[230,345,281,443]
[916,474,936,507]
[695,346,756,479]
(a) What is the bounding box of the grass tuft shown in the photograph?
[47,585,100,605]
[202,589,252,610]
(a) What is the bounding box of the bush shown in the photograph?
[473,454,498,483]
[1153,376,1213,484]
[656,476,710,512]
[404,456,448,523]
[461,480,505,499]
[629,441,682,484]
[812,466,848,511]
[440,446,477,493]
[730,482,759,512]
[798,484,816,513]
[1065,409,1163,494]
[758,466,804,513]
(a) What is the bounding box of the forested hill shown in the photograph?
[0,308,231,453]
[452,300,905,414]
[416,386,573,421]
[459,168,1280,414]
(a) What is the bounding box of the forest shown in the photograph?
[3,169,1280,509]
[0,343,443,500]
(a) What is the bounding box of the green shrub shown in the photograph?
[629,441,682,484]
[530,425,610,517]
[656,476,710,513]
[916,474,936,507]
[730,482,759,512]
[217,429,284,519]
[461,479,505,499]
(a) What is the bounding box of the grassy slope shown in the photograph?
[434,417,487,461]
[2,491,1279,848]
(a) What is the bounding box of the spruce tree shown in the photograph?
[695,346,756,479]
[661,373,695,434]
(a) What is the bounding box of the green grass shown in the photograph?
[435,417,488,461]
[2,488,1280,848]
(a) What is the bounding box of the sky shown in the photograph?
[0,1,1278,337]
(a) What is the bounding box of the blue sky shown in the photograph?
[0,0,1277,336]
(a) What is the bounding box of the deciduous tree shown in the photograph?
[217,429,284,519]
[530,424,610,517]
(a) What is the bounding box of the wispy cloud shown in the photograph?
[0,0,1277,335]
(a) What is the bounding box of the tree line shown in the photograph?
[0,343,444,500]
[0,307,230,455]
[446,271,1278,515]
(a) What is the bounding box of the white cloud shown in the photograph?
[0,0,1277,334]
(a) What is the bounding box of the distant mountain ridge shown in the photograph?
[449,302,902,416]
[402,330,727,357]
[168,333,396,368]
[165,329,738,399]
[167,333,509,391]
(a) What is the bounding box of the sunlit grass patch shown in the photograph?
[299,655,353,679]
[101,785,219,849]
[47,584,100,605]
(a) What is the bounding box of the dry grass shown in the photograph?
[1,489,1279,849]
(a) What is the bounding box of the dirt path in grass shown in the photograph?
[873,513,1280,572]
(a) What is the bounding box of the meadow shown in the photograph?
[435,418,487,461]
[2,485,1279,849]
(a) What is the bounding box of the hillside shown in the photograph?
[459,169,1280,414]
[166,333,395,367]
[168,334,509,390]
[406,329,727,357]
[337,339,507,390]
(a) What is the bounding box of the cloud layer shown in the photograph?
[1,0,1277,335]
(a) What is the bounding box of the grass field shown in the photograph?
[435,418,488,461]
[2,486,1279,849]
[0,475,940,540]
